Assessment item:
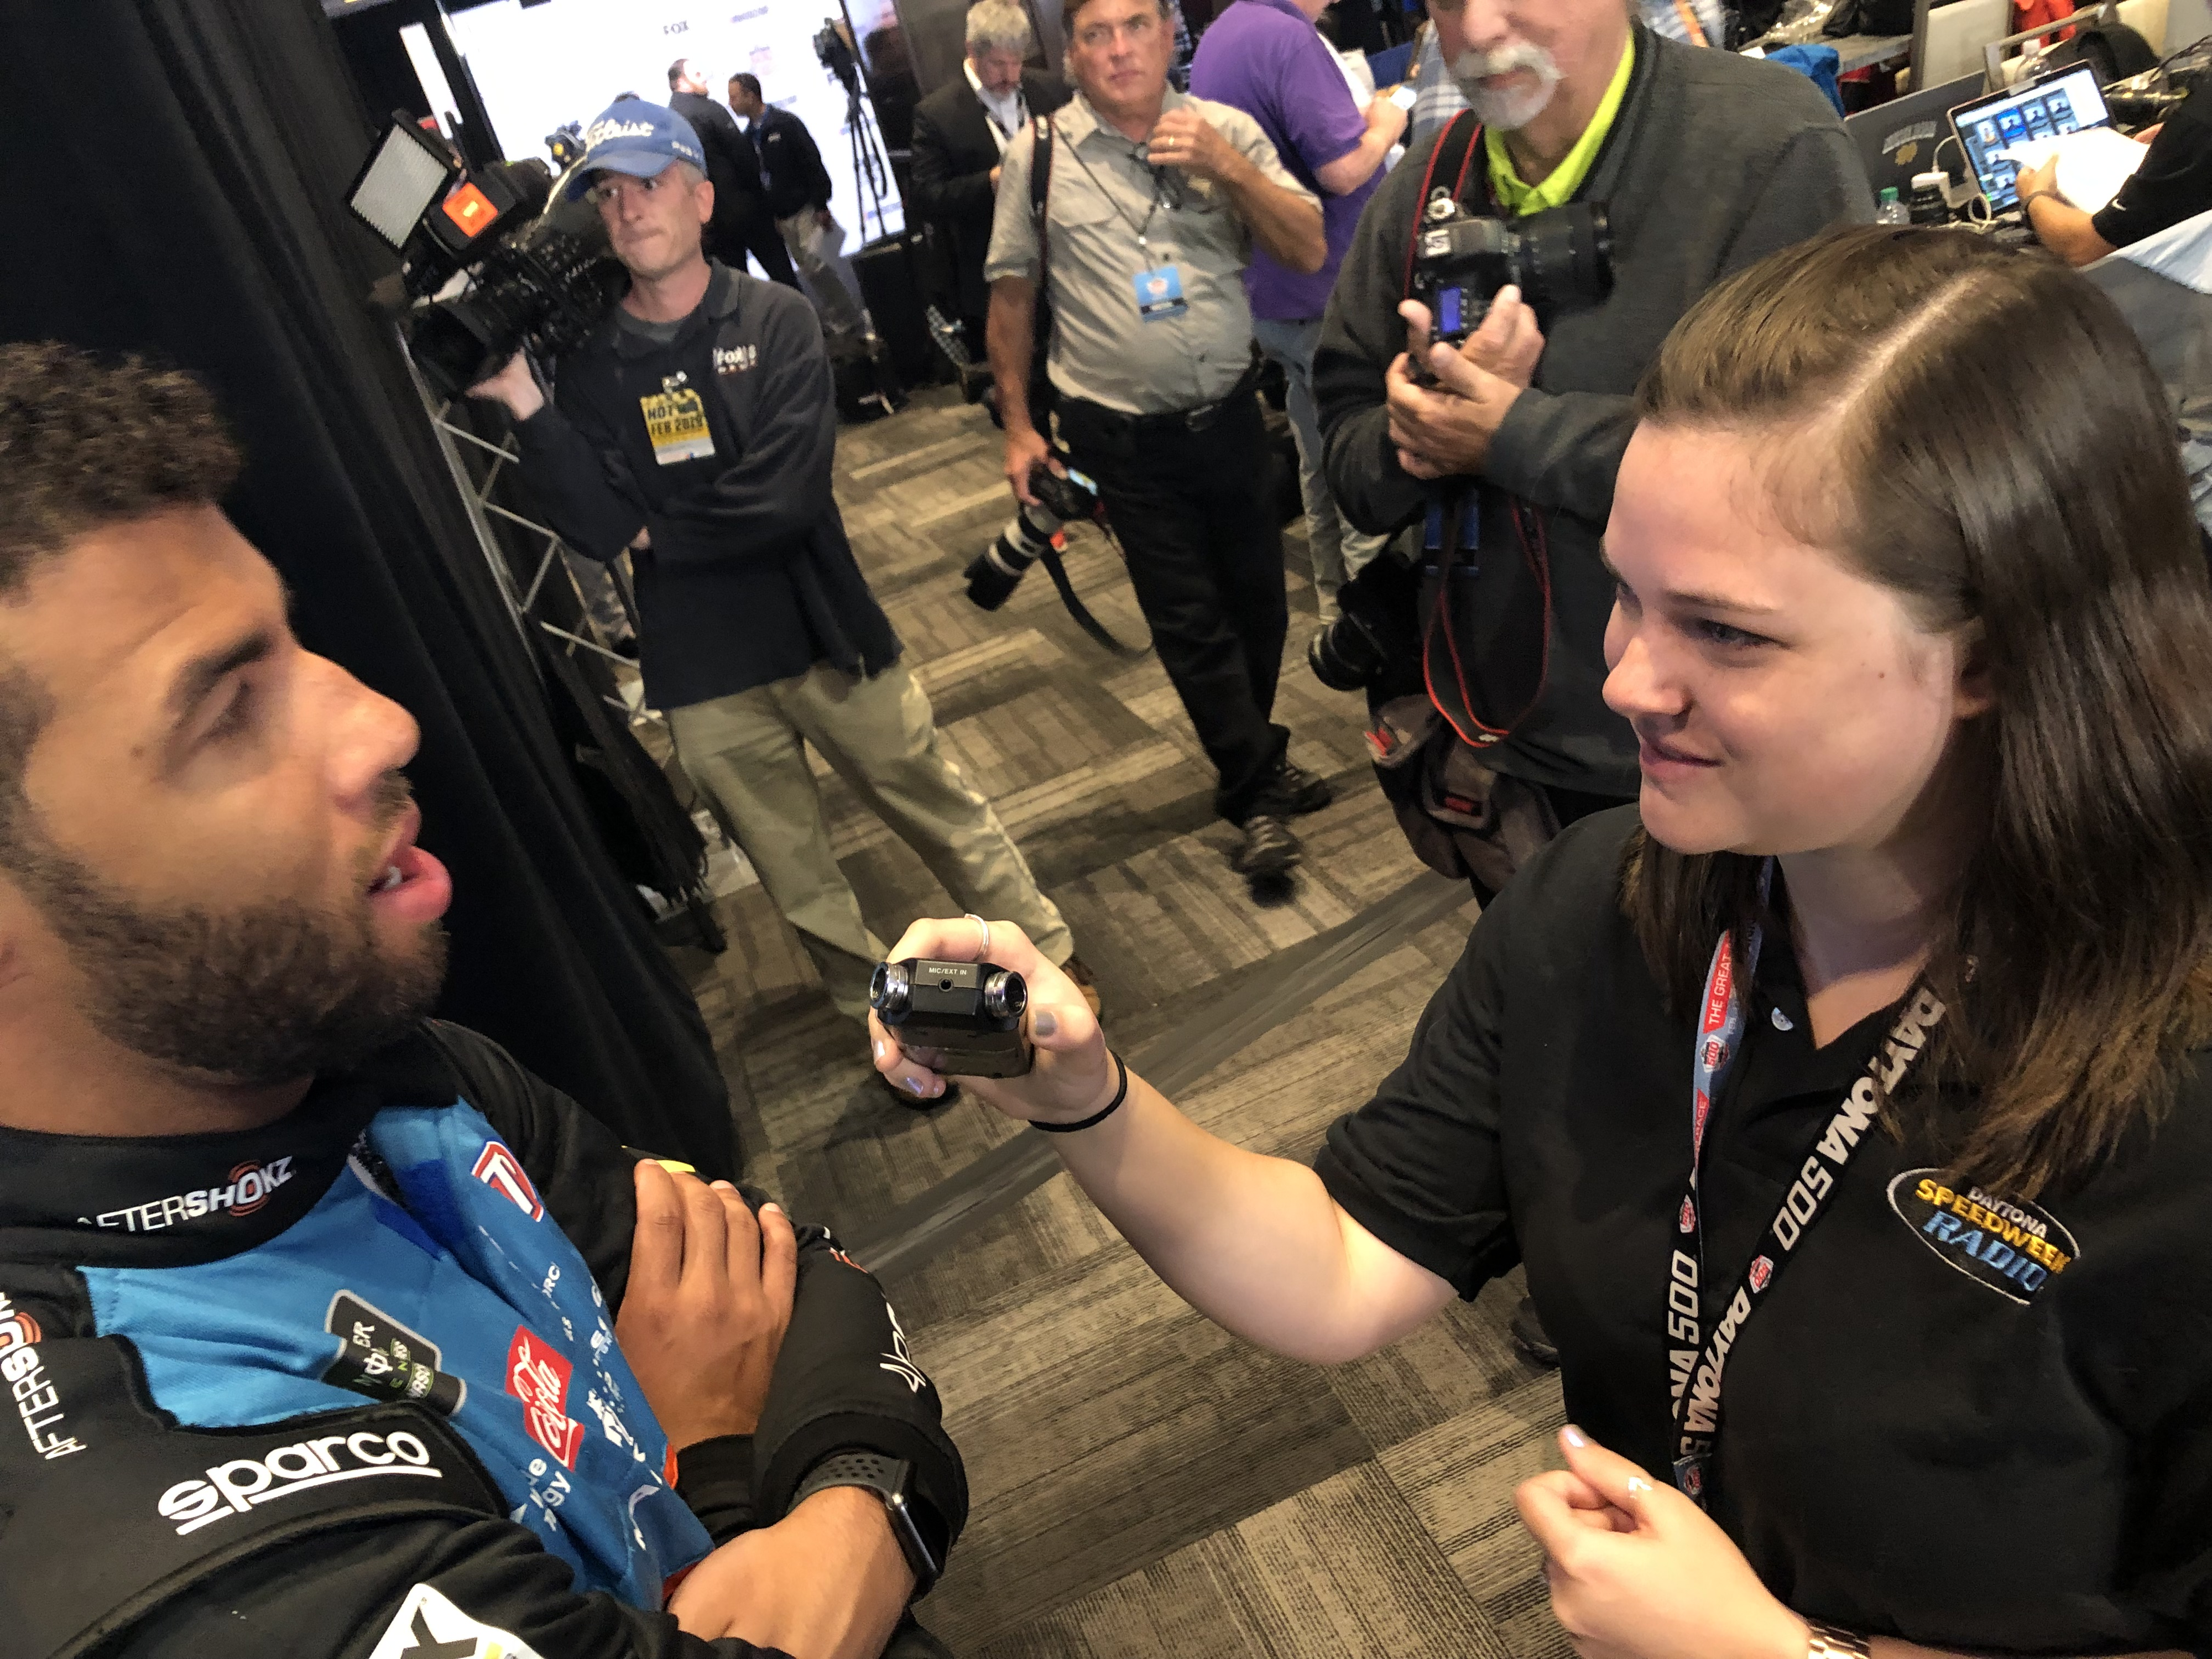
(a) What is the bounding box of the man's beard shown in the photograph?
[1451,41,1563,132]
[7,787,447,1087]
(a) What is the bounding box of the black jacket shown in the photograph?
[669,91,770,237]
[751,105,834,221]
[0,1021,966,1659]
[512,263,900,711]
[909,69,1071,320]
[1316,28,1870,800]
[2092,70,2212,249]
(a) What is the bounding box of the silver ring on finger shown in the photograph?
[964,912,992,960]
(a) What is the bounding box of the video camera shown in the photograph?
[966,461,1105,612]
[815,19,862,95]
[346,114,627,403]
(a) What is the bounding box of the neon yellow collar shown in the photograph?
[1484,33,1635,218]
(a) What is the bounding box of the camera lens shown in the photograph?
[1306,611,1386,692]
[964,512,1055,612]
[981,969,1027,1021]
[870,961,911,1017]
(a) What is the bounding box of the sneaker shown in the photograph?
[1231,813,1302,879]
[1060,954,1105,1021]
[1253,758,1333,820]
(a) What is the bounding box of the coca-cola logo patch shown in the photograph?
[506,1327,583,1468]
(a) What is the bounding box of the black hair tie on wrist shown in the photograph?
[1030,1051,1129,1134]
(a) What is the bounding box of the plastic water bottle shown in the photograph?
[1876,186,1910,226]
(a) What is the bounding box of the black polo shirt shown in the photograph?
[2094,73,2212,251]
[1316,808,2212,1651]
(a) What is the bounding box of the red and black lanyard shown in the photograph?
[1666,860,1948,1507]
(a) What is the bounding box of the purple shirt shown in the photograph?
[1189,0,1375,321]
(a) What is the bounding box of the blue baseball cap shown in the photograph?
[564,100,706,200]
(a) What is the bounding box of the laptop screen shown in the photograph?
[1951,66,2112,211]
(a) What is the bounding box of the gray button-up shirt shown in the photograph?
[985,87,1316,415]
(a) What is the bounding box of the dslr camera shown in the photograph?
[1306,550,1423,694]
[1305,196,1614,693]
[1409,196,1612,382]
[870,958,1035,1078]
[965,461,1105,612]
[346,116,627,403]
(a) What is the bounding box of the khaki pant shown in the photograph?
[1251,315,1389,618]
[776,211,868,346]
[669,659,1073,1021]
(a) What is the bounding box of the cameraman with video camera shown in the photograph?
[1313,0,1871,899]
[470,102,1095,1070]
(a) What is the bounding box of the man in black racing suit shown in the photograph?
[0,341,962,1659]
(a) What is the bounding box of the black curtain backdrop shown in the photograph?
[0,0,741,1177]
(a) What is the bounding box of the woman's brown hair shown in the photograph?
[1623,226,2212,1198]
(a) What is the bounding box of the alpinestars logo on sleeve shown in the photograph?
[879,1303,928,1395]
[369,1582,546,1659]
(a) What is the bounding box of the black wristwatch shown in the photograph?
[789,1449,943,1598]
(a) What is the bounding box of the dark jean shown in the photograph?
[1058,390,1291,823]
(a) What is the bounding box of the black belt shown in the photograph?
[1063,358,1264,441]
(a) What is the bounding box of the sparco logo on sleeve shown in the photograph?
[0,1291,83,1461]
[83,1156,296,1232]
[155,1428,442,1536]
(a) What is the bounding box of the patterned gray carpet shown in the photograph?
[668,387,1572,1657]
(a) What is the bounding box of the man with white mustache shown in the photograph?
[1314,0,1869,1364]
[1314,0,1874,906]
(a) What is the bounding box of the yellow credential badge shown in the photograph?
[640,386,715,466]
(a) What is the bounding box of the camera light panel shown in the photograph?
[349,122,457,252]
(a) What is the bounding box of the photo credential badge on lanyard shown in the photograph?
[640,372,715,466]
[1133,263,1188,324]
